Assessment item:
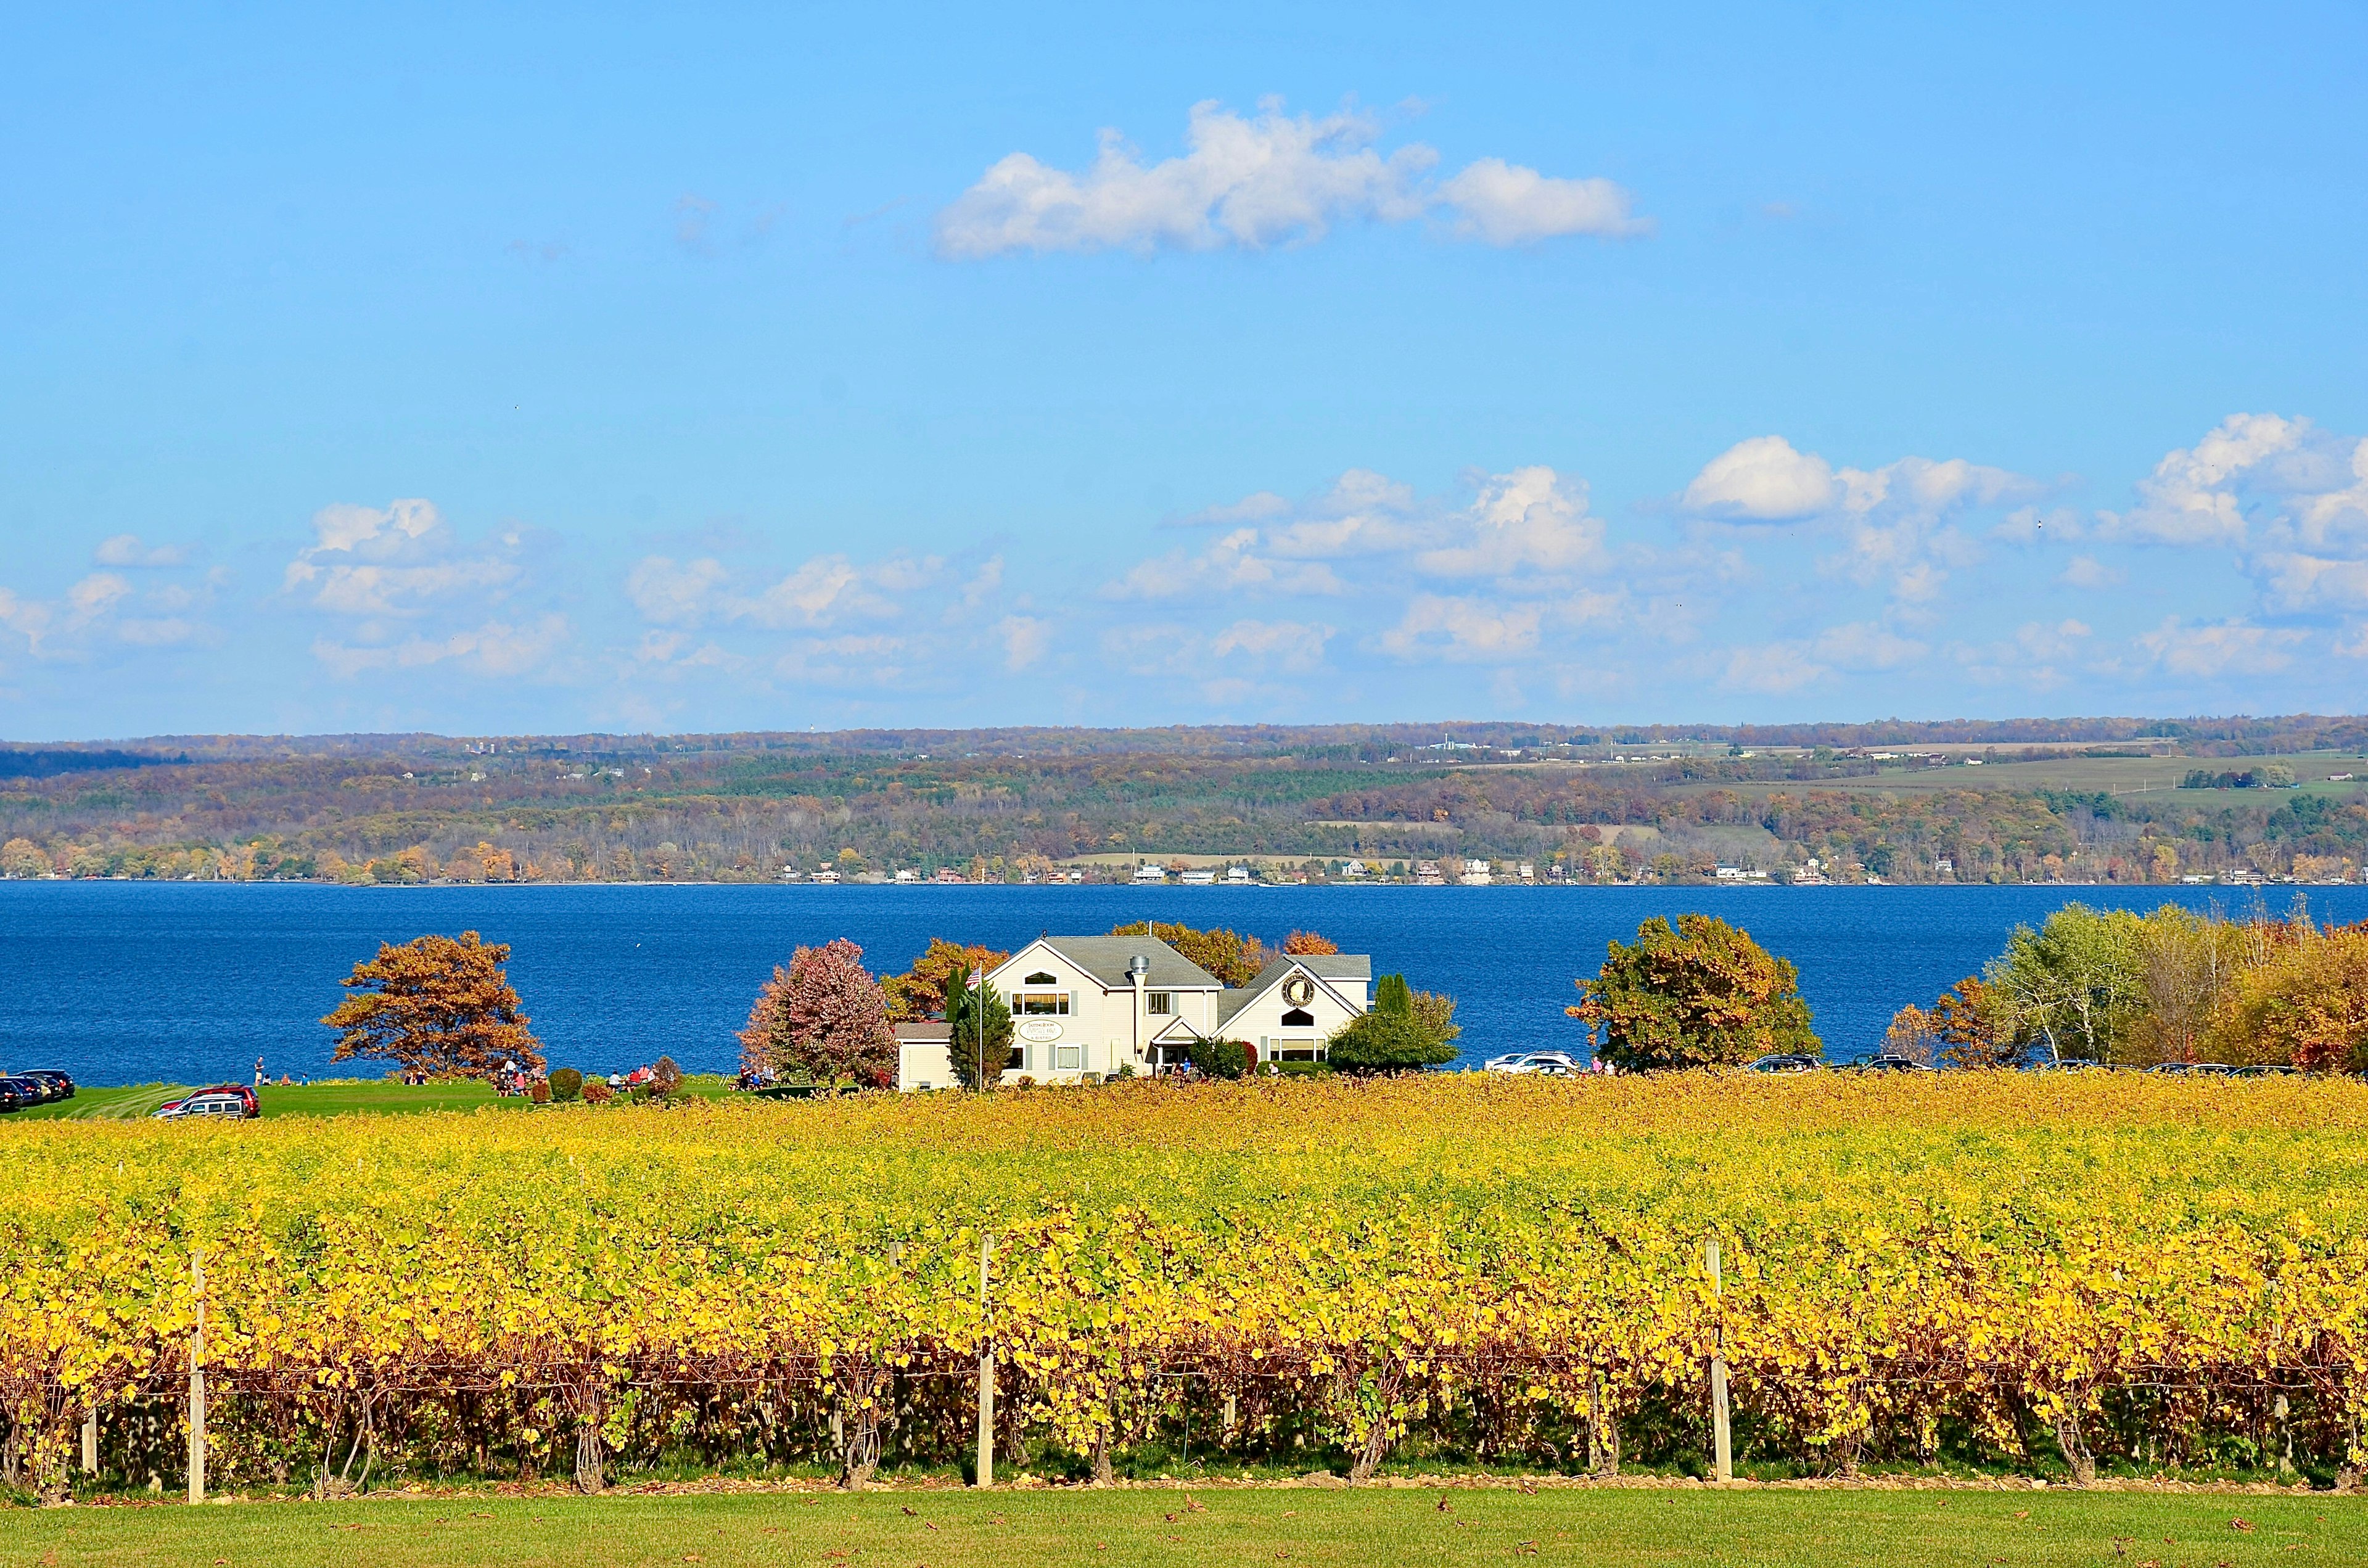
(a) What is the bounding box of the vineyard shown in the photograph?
[6,1073,2368,1498]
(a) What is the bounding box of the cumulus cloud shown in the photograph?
[1682,438,2037,606]
[2252,552,2368,611]
[2135,617,2305,679]
[1209,618,1334,671]
[997,614,1051,671]
[1413,467,1605,578]
[1812,621,1928,670]
[1104,529,1344,600]
[1682,437,1838,521]
[311,614,572,681]
[1719,642,1827,694]
[1377,594,1541,662]
[1954,619,2094,689]
[936,99,1643,257]
[2100,413,2308,547]
[93,534,189,568]
[625,551,939,630]
[2057,554,2124,588]
[283,498,519,617]
[1434,158,1650,244]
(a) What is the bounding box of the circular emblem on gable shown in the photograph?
[1281,975,1316,1006]
[1018,1019,1064,1043]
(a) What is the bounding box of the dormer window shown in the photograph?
[1024,971,1059,985]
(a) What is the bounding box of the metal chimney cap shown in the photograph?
[1127,953,1150,975]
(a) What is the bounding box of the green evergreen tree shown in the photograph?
[945,975,1014,1090]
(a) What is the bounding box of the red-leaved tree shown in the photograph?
[738,938,897,1088]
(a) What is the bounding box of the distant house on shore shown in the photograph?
[895,934,1372,1088]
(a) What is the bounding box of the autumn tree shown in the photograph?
[1928,976,2016,1068]
[1881,1004,1940,1065]
[1281,930,1339,956]
[882,937,1011,1023]
[2206,922,2368,1070]
[321,930,544,1078]
[1568,913,1819,1071]
[738,938,898,1088]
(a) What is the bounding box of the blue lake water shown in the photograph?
[4,880,2361,1087]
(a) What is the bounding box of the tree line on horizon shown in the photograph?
[6,723,2368,890]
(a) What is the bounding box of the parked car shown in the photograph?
[154,1087,259,1120]
[1855,1054,1931,1072]
[0,1073,60,1106]
[2024,1057,2107,1072]
[2233,1064,2299,1078]
[0,1078,27,1113]
[2147,1062,2195,1076]
[18,1069,75,1099]
[1483,1051,1583,1075]
[1746,1053,1820,1073]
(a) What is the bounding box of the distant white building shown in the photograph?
[1463,858,1493,885]
[1341,859,1368,877]
[1133,864,1167,882]
[1226,865,1254,884]
[895,934,1373,1088]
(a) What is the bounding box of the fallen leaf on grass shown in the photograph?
[1437,1496,1453,1513]
[2230,1518,2256,1533]
[1516,1545,1540,1559]
[902,1506,918,1517]
[2013,1510,2029,1519]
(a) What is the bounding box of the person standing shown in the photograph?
[255,1056,265,1088]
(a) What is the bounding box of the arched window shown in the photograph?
[1280,1008,1314,1027]
[1024,971,1058,985]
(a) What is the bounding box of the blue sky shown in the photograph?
[4,2,2366,738]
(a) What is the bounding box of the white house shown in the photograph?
[894,934,1373,1088]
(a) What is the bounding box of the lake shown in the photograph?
[4,880,2359,1087]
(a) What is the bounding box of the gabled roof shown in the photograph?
[998,936,1223,991]
[1215,954,1371,1031]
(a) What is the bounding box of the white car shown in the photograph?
[1484,1051,1584,1075]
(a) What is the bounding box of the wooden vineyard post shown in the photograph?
[188,1249,207,1504]
[1707,1238,1732,1484]
[975,1233,995,1488]
[81,1406,98,1474]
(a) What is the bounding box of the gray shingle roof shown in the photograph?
[1029,937,1223,990]
[1298,954,1372,982]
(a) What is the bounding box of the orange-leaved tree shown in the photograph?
[1281,930,1339,955]
[1568,913,1819,1071]
[882,937,1011,1022]
[321,930,544,1077]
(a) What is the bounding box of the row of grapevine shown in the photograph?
[6,1075,2367,1494]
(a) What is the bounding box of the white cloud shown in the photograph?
[311,615,572,681]
[2100,413,2306,547]
[1377,594,1540,662]
[1209,618,1334,671]
[2135,617,2305,679]
[997,615,1051,671]
[1435,158,1650,244]
[1681,437,1836,520]
[936,99,1643,257]
[1414,466,1605,578]
[624,551,936,630]
[1104,528,1344,600]
[1812,621,1928,670]
[283,498,518,617]
[1719,642,1827,693]
[626,556,731,626]
[2057,554,2124,588]
[93,534,188,568]
[2253,551,2368,611]
[1954,619,2093,689]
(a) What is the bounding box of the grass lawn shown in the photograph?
[1,1485,2357,1567]
[9,1075,738,1121]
